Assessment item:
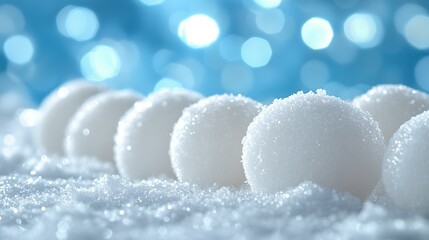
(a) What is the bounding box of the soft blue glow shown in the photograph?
[221,64,254,93]
[80,45,121,81]
[344,13,383,48]
[254,0,282,9]
[219,35,243,61]
[57,6,99,41]
[300,60,330,89]
[255,9,285,34]
[405,15,429,49]
[3,35,34,64]
[154,78,184,91]
[301,18,334,50]
[0,5,25,36]
[178,14,220,48]
[415,56,429,91]
[139,0,164,6]
[395,4,427,35]
[241,37,272,68]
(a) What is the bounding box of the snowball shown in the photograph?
[114,89,203,180]
[383,110,429,213]
[242,90,385,199]
[35,80,106,155]
[65,90,142,163]
[353,84,429,142]
[170,94,263,187]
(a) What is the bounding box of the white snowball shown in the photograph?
[114,89,203,180]
[353,84,429,142]
[65,90,142,163]
[170,94,263,187]
[383,110,429,213]
[35,80,106,155]
[242,90,385,199]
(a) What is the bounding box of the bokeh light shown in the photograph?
[56,6,99,41]
[0,4,25,36]
[415,56,429,91]
[301,17,334,50]
[154,78,184,92]
[178,14,220,48]
[80,45,121,81]
[254,0,282,9]
[241,37,272,68]
[255,9,285,34]
[395,4,427,35]
[0,0,429,106]
[404,15,429,49]
[139,0,164,6]
[344,13,384,48]
[18,108,39,127]
[3,35,34,64]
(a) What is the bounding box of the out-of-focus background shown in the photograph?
[0,0,429,105]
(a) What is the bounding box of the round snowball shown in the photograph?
[35,80,106,155]
[114,89,203,180]
[383,110,429,213]
[353,84,429,142]
[170,94,263,187]
[243,90,385,199]
[65,90,142,163]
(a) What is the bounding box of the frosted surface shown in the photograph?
[35,80,106,155]
[65,90,142,163]
[115,90,202,180]
[353,84,429,142]
[243,90,385,199]
[2,90,429,239]
[383,110,429,213]
[170,94,263,187]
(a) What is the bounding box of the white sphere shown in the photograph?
[65,90,142,163]
[353,84,429,142]
[170,94,263,187]
[242,90,385,199]
[35,80,106,155]
[383,110,429,212]
[114,89,203,180]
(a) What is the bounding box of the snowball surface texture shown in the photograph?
[35,80,106,155]
[115,89,203,180]
[383,110,429,213]
[353,84,429,142]
[243,90,385,199]
[65,90,142,163]
[170,94,263,187]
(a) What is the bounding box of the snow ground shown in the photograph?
[1,105,429,240]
